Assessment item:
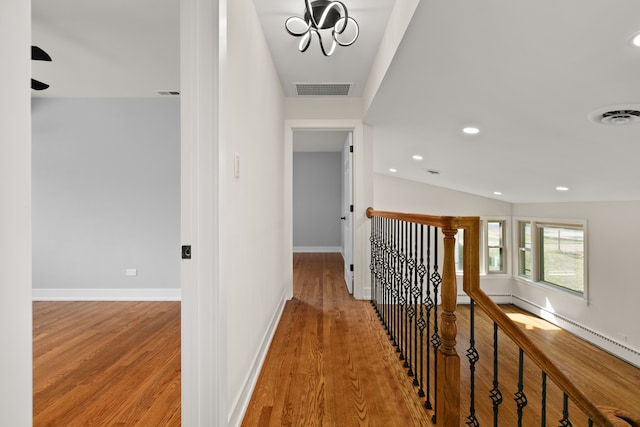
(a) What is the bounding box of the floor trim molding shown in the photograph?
[227,289,288,427]
[32,288,181,301]
[293,246,341,253]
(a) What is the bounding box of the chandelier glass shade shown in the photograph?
[285,0,359,56]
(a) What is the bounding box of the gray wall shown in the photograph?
[32,98,180,290]
[293,152,341,248]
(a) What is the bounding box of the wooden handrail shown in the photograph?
[367,207,618,426]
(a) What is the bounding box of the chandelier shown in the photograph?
[285,0,359,57]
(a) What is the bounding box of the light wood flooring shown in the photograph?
[33,301,181,426]
[243,253,640,426]
[32,254,640,426]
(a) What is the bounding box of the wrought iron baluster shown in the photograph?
[376,216,383,316]
[559,393,572,426]
[369,216,377,311]
[383,217,391,333]
[465,299,479,426]
[430,227,442,423]
[398,219,406,360]
[400,221,409,364]
[416,224,427,398]
[393,219,400,349]
[409,222,419,383]
[490,322,503,427]
[515,349,528,427]
[404,222,415,377]
[424,225,434,410]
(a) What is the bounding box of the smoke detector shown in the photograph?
[588,105,640,126]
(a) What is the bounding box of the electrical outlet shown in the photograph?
[126,268,137,277]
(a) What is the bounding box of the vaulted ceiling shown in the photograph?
[31,0,640,203]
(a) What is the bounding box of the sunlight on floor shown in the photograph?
[506,312,561,331]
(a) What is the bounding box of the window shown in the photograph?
[455,219,509,275]
[487,221,505,273]
[515,219,586,296]
[518,222,532,279]
[539,225,584,294]
[455,228,464,273]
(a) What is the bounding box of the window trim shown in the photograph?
[485,219,507,275]
[513,217,588,302]
[455,216,511,277]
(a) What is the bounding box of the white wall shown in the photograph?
[32,98,180,297]
[512,201,640,362]
[374,173,513,216]
[0,0,32,423]
[223,0,287,423]
[293,152,342,250]
[374,173,514,298]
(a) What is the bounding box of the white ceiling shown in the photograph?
[31,0,179,97]
[31,0,640,203]
[253,0,395,97]
[364,0,640,203]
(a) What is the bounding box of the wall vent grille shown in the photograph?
[294,83,352,96]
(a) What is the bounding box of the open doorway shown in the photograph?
[31,0,181,423]
[292,130,354,293]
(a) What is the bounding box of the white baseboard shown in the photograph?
[32,288,181,301]
[293,246,341,253]
[512,295,640,369]
[227,289,288,427]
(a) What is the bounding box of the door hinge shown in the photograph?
[350,264,354,272]
[349,145,353,153]
[350,204,354,212]
[181,245,191,259]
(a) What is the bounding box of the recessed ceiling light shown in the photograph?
[493,191,502,196]
[631,32,640,47]
[462,127,480,135]
[412,155,423,161]
[389,168,397,173]
[556,186,569,191]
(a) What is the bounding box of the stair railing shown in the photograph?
[367,207,631,426]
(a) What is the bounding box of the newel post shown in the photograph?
[436,226,460,425]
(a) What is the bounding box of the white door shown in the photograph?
[342,132,354,293]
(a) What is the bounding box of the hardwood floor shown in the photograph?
[243,253,640,426]
[242,253,435,427]
[32,256,639,426]
[33,301,181,426]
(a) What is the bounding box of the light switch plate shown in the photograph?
[234,153,240,178]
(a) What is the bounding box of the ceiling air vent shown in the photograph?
[588,105,640,126]
[294,83,352,96]
[600,110,640,125]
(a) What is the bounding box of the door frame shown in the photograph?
[180,0,226,425]
[341,132,354,293]
[285,119,368,300]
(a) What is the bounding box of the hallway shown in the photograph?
[242,252,432,426]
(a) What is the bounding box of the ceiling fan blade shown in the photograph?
[31,46,52,62]
[31,79,50,91]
